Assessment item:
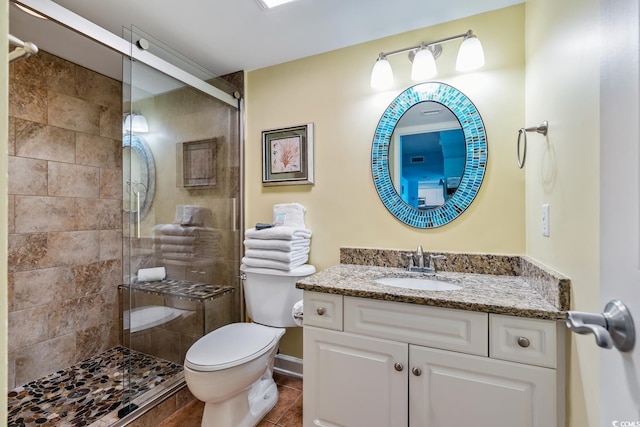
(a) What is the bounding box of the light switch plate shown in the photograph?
[542,204,550,237]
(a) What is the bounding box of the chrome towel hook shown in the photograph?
[517,120,548,168]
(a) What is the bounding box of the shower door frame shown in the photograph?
[14,0,238,108]
[12,0,245,423]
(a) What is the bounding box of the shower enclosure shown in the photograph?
[119,26,244,416]
[7,2,243,424]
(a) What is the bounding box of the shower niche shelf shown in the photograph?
[120,279,234,365]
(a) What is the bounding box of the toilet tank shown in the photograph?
[241,264,315,328]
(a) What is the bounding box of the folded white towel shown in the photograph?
[241,256,308,271]
[181,205,213,226]
[163,252,197,258]
[160,244,196,254]
[292,299,303,326]
[155,224,222,239]
[159,235,197,245]
[173,205,185,224]
[243,238,310,251]
[244,226,312,241]
[273,203,306,228]
[173,205,213,226]
[245,247,310,262]
[156,224,199,236]
[137,267,166,282]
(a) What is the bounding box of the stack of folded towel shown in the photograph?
[241,203,312,271]
[155,205,221,265]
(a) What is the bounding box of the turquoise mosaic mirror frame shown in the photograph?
[371,82,487,228]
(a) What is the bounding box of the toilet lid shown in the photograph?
[184,323,279,372]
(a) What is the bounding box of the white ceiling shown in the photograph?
[10,0,523,82]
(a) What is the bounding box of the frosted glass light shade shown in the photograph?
[411,49,437,81]
[123,113,148,133]
[370,58,394,90]
[456,36,485,72]
[256,0,298,9]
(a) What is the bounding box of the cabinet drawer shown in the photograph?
[303,292,343,331]
[490,314,558,368]
[344,297,488,356]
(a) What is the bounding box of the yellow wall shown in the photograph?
[525,0,600,425]
[1,0,9,420]
[247,3,601,424]
[246,6,525,271]
[246,5,526,359]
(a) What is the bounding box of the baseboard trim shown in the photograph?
[274,354,303,378]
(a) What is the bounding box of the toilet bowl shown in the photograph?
[184,264,315,427]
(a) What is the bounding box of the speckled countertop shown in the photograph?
[296,248,571,320]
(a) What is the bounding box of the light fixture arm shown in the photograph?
[377,30,474,59]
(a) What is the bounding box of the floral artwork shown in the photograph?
[262,123,314,186]
[271,136,301,173]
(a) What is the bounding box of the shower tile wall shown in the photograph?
[7,50,123,389]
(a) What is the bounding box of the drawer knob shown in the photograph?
[316,307,326,316]
[517,336,531,348]
[394,362,404,372]
[412,367,422,376]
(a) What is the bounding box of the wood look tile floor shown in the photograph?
[158,372,302,427]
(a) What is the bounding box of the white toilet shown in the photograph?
[184,264,315,427]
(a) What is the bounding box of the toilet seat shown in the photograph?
[184,323,280,372]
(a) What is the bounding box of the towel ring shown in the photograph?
[517,120,548,168]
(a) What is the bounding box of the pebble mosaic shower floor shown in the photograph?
[7,346,183,427]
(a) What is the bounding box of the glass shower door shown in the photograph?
[120,26,242,417]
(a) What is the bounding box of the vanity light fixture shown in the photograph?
[420,108,442,116]
[255,0,299,10]
[370,30,485,89]
[13,2,48,20]
[123,113,149,134]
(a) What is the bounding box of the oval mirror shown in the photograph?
[372,82,487,228]
[123,134,156,222]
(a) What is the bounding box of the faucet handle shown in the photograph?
[428,254,447,272]
[400,252,415,270]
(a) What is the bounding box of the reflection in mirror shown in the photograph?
[372,82,487,228]
[390,101,465,209]
[123,135,156,222]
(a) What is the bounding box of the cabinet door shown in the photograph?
[303,326,408,427]
[409,346,556,427]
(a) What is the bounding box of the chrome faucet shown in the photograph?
[416,245,425,268]
[406,246,447,273]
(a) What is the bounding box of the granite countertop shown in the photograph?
[296,264,564,320]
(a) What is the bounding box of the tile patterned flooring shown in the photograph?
[7,347,183,427]
[6,344,302,427]
[258,372,303,427]
[158,372,303,427]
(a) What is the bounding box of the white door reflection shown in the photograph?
[390,101,465,209]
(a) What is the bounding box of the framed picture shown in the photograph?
[180,138,219,188]
[262,123,314,186]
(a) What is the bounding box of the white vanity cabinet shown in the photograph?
[303,291,565,427]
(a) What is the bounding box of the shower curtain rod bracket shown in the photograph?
[8,33,39,63]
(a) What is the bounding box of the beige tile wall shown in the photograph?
[7,50,122,389]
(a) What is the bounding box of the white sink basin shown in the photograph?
[375,277,462,291]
